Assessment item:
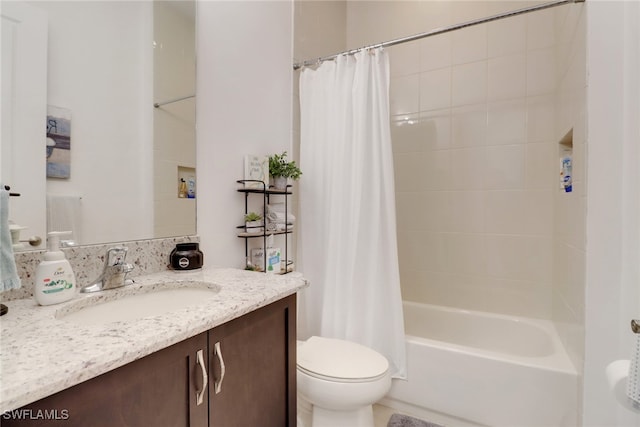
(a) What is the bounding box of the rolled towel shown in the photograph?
[266,203,295,230]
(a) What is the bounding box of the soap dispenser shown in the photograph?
[34,231,77,306]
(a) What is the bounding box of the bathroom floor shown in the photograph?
[373,404,397,426]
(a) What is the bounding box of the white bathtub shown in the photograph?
[383,302,578,427]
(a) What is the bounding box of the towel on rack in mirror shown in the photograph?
[0,187,22,291]
[627,334,640,407]
[46,194,82,246]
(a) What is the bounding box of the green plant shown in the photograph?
[268,151,302,180]
[244,212,262,222]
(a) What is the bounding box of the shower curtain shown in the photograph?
[298,49,406,378]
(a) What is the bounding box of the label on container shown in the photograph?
[178,257,190,268]
[40,277,73,294]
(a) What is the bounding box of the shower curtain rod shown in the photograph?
[153,94,195,108]
[293,0,584,70]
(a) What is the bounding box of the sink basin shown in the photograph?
[56,281,220,326]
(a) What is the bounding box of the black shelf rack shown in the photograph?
[236,180,292,274]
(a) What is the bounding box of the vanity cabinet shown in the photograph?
[2,332,209,427]
[3,295,296,427]
[209,294,296,427]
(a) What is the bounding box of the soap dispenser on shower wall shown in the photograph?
[34,231,77,306]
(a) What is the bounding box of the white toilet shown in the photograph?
[296,336,391,427]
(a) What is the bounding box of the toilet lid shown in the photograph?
[297,336,389,381]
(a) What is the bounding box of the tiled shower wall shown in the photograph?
[346,1,559,318]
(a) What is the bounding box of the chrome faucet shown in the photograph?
[80,247,134,293]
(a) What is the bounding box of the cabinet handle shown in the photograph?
[214,341,226,394]
[195,349,208,406]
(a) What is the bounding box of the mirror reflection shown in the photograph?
[1,0,196,251]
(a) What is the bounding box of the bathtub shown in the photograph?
[382,302,578,427]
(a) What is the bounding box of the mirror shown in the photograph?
[1,0,196,251]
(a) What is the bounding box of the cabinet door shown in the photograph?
[209,295,296,427]
[3,333,209,427]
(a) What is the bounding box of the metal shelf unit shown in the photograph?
[236,180,292,274]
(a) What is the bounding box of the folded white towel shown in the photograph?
[266,203,295,224]
[1,188,21,291]
[266,211,295,223]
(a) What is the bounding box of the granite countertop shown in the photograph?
[0,268,308,413]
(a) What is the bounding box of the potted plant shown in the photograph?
[269,151,302,190]
[244,212,263,234]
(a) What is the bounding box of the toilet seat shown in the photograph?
[297,336,389,383]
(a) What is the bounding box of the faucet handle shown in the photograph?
[106,246,129,266]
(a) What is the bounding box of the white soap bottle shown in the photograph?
[34,231,77,306]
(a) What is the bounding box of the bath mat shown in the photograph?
[387,413,444,427]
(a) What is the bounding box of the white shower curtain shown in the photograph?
[298,49,406,378]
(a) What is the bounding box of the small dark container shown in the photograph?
[170,243,203,271]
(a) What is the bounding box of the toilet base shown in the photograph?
[298,394,374,427]
[311,404,374,427]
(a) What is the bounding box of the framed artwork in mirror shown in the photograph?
[46,105,71,179]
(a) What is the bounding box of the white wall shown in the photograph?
[196,0,293,268]
[583,1,640,425]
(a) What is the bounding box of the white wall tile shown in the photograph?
[526,95,556,142]
[422,149,452,191]
[451,105,488,148]
[420,34,452,72]
[485,235,552,282]
[389,42,421,78]
[391,113,424,153]
[421,191,451,232]
[484,189,552,236]
[450,147,486,191]
[488,15,526,58]
[397,230,428,271]
[394,151,427,192]
[527,48,556,96]
[421,232,450,272]
[487,99,526,146]
[419,68,451,112]
[420,110,452,150]
[488,54,526,101]
[390,73,420,115]
[445,233,487,276]
[524,141,556,190]
[449,191,485,233]
[452,25,487,65]
[484,144,525,190]
[484,190,524,235]
[452,61,487,106]
[527,7,555,51]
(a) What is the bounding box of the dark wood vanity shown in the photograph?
[2,295,296,427]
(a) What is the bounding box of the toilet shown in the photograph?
[296,336,391,427]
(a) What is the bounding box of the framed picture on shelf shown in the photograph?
[243,155,269,189]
